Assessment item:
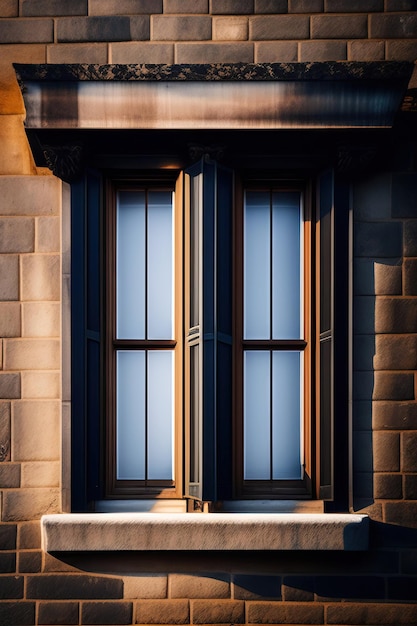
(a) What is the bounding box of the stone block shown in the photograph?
[0,115,36,176]
[89,0,162,14]
[289,0,323,12]
[255,0,287,12]
[164,0,209,12]
[2,487,60,521]
[404,474,417,499]
[386,40,417,61]
[0,176,61,216]
[191,600,244,624]
[0,523,16,549]
[170,574,230,599]
[36,216,60,253]
[0,255,18,300]
[354,222,402,258]
[56,16,131,43]
[374,431,400,472]
[375,298,417,334]
[353,297,375,334]
[353,431,373,472]
[325,0,382,9]
[175,42,253,62]
[151,16,211,40]
[21,0,87,16]
[123,574,167,599]
[0,401,11,462]
[352,173,392,220]
[384,502,417,528]
[387,575,417,601]
[312,15,367,39]
[22,302,60,338]
[4,338,60,370]
[404,259,417,296]
[402,432,417,472]
[386,0,417,9]
[43,552,80,572]
[373,372,414,401]
[27,574,123,599]
[0,552,16,573]
[247,602,323,625]
[281,577,313,601]
[373,401,417,430]
[0,463,20,488]
[374,473,402,499]
[47,42,108,63]
[370,13,417,39]
[315,576,385,601]
[0,302,21,337]
[211,0,254,14]
[12,400,60,461]
[348,40,385,61]
[0,43,46,63]
[401,549,417,574]
[250,15,309,40]
[255,41,297,61]
[110,42,174,63]
[299,40,347,61]
[18,521,41,549]
[18,551,42,573]
[21,254,60,301]
[327,602,417,625]
[38,601,79,625]
[374,261,402,296]
[375,334,417,370]
[0,1,18,17]
[21,371,60,399]
[0,18,53,43]
[213,17,248,40]
[0,373,20,399]
[354,334,374,371]
[0,603,35,625]
[21,461,60,488]
[82,602,132,625]
[130,16,151,40]
[233,574,281,600]
[0,217,34,253]
[135,599,189,624]
[392,172,417,218]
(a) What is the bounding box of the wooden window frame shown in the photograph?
[233,177,315,499]
[105,175,184,499]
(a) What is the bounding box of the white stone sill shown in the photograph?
[42,513,369,552]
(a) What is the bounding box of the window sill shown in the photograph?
[42,512,369,552]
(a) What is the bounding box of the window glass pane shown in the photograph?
[147,350,174,480]
[244,350,271,479]
[272,351,302,479]
[116,351,145,480]
[190,174,202,329]
[117,191,146,339]
[244,191,270,340]
[272,192,301,339]
[147,191,174,340]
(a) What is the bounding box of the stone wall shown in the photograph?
[1,2,417,625]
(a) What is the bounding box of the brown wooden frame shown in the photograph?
[105,175,183,499]
[233,177,314,499]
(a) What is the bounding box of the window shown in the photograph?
[70,157,343,512]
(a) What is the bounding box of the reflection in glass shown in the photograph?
[117,192,146,339]
[272,192,301,339]
[117,351,146,479]
[244,191,270,339]
[272,351,302,479]
[147,351,174,480]
[244,351,270,479]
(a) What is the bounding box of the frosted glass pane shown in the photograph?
[272,351,302,479]
[189,344,200,484]
[244,351,271,479]
[117,351,145,479]
[147,351,174,480]
[117,191,146,339]
[190,174,202,328]
[244,192,270,340]
[148,191,174,340]
[272,192,301,339]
